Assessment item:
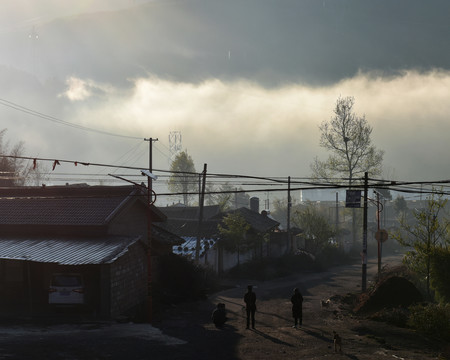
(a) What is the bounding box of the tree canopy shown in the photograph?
[206,182,250,211]
[292,203,336,256]
[392,190,449,298]
[168,150,197,205]
[218,212,251,265]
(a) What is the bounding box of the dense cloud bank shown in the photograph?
[1,0,450,86]
[1,69,449,181]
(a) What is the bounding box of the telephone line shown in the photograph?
[0,98,143,140]
[1,154,449,195]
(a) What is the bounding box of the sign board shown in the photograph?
[346,190,361,208]
[375,229,389,243]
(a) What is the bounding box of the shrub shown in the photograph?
[408,303,450,341]
[226,253,322,281]
[154,253,220,305]
[369,307,410,327]
[430,248,450,303]
[315,244,354,267]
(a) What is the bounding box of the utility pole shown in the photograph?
[362,172,368,292]
[198,173,201,205]
[376,190,381,275]
[335,192,339,245]
[196,164,207,262]
[287,176,292,252]
[144,137,158,322]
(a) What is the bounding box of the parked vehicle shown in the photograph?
[48,273,85,305]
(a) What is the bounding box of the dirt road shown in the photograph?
[0,255,447,359]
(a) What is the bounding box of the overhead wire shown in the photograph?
[0,97,143,140]
[1,154,449,198]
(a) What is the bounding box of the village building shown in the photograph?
[159,203,286,273]
[0,185,183,319]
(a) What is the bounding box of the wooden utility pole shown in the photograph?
[196,164,207,262]
[287,176,292,252]
[144,137,158,322]
[376,191,381,276]
[362,172,368,292]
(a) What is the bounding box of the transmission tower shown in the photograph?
[168,131,182,164]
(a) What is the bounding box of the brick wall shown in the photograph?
[109,240,148,319]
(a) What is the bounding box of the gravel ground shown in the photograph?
[0,255,448,360]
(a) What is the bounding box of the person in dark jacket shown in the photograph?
[212,303,227,328]
[291,287,304,328]
[244,285,256,329]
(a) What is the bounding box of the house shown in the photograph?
[212,208,282,269]
[159,204,222,237]
[0,185,183,319]
[160,204,283,273]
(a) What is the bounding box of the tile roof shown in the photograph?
[213,207,280,233]
[158,205,221,220]
[159,219,220,238]
[0,236,142,265]
[159,206,280,237]
[0,196,127,226]
[0,185,165,227]
[152,224,184,246]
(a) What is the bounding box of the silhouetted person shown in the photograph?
[212,303,227,328]
[244,285,256,329]
[291,287,303,328]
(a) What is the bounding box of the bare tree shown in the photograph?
[311,96,384,186]
[0,129,31,186]
[0,129,49,186]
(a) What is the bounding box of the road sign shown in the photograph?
[346,190,361,208]
[375,229,388,243]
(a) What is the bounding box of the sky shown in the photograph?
[0,0,449,202]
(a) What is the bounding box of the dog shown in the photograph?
[333,331,342,353]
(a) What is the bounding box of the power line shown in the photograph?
[1,154,449,197]
[0,98,143,140]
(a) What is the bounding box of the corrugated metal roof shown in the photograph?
[173,237,216,257]
[0,236,142,265]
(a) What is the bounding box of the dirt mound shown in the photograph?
[355,276,423,314]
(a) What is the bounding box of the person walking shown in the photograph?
[291,287,303,328]
[244,285,256,329]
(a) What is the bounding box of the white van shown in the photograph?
[48,273,85,305]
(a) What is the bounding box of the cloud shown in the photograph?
[60,76,113,101]
[60,77,93,101]
[32,69,450,182]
